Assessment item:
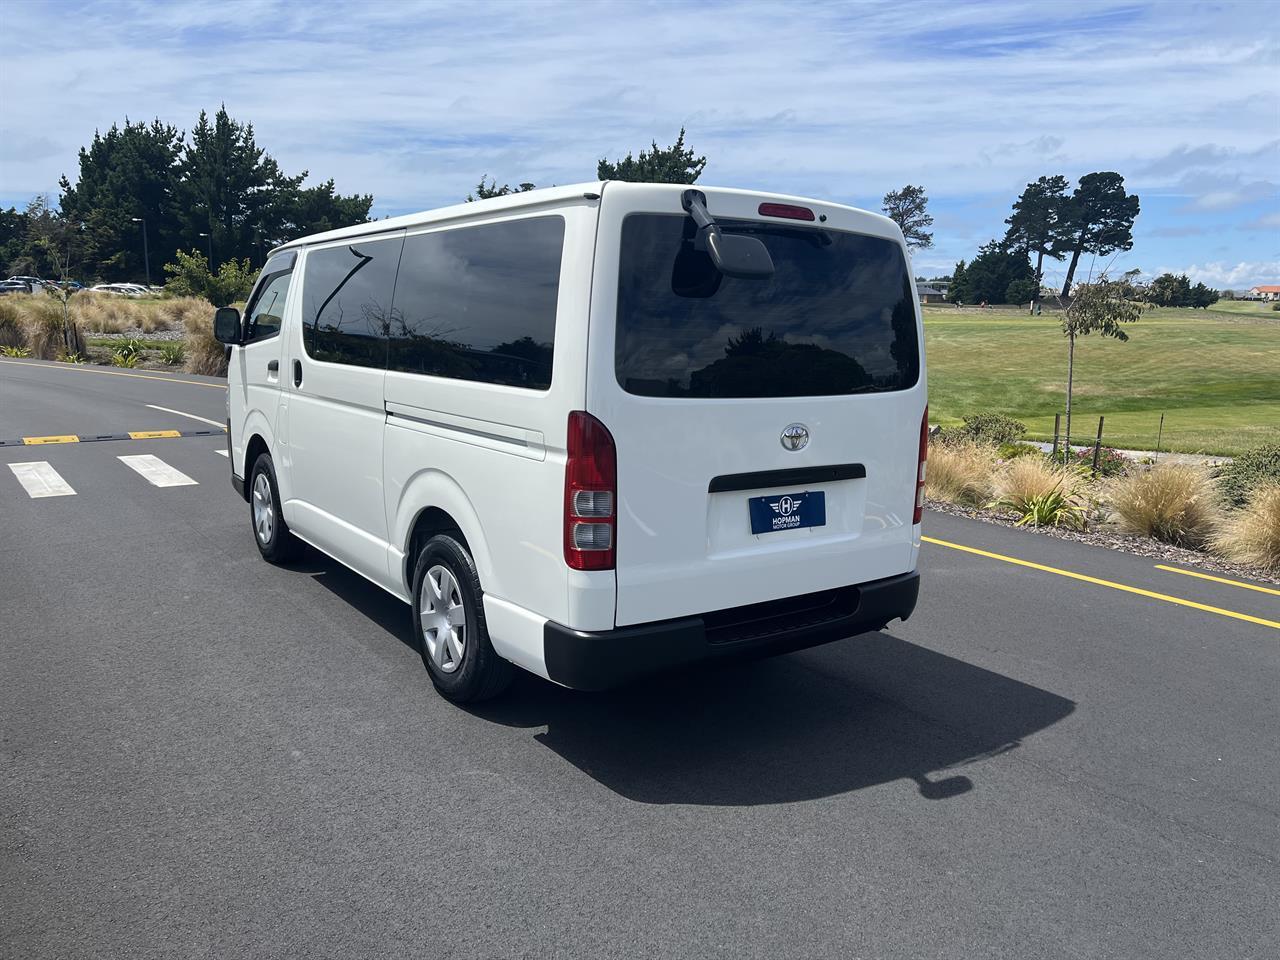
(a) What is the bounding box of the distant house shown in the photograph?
[1247,284,1280,301]
[916,283,947,304]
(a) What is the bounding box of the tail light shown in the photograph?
[564,411,616,570]
[758,202,816,221]
[914,405,928,525]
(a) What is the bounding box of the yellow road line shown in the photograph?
[0,358,226,390]
[1154,564,1280,598]
[921,535,1280,630]
[22,435,80,445]
[128,430,182,439]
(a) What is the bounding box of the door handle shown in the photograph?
[267,360,279,373]
[293,359,303,387]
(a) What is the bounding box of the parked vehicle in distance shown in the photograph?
[0,280,32,295]
[4,275,45,292]
[89,283,146,297]
[215,182,927,703]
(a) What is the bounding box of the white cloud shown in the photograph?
[1159,261,1280,289]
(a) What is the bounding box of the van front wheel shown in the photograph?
[249,452,300,563]
[412,534,514,703]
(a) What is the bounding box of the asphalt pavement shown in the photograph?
[2,357,1277,960]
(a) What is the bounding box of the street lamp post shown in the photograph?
[131,217,150,287]
[198,231,213,267]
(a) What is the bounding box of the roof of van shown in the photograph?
[267,181,894,256]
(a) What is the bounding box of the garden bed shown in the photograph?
[926,497,1280,585]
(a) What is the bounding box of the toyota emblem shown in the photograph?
[780,423,809,451]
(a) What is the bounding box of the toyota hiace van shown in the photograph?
[215,182,927,702]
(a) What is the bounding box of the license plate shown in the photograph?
[748,490,826,534]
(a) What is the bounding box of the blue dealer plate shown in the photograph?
[748,491,827,535]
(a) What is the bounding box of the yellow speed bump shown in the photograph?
[128,430,182,440]
[23,435,80,445]
[922,535,1280,631]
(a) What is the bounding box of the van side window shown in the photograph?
[301,236,403,367]
[243,252,296,342]
[388,216,564,390]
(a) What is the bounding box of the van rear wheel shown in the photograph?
[412,534,514,703]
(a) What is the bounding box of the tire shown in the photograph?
[412,534,514,703]
[249,452,300,563]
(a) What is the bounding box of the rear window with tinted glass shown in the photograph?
[615,214,919,398]
[388,217,563,390]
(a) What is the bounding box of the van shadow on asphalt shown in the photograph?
[308,553,1076,807]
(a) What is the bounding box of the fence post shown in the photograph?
[1051,413,1061,462]
[1091,415,1105,475]
[1155,413,1164,463]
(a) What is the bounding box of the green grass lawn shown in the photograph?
[923,302,1280,456]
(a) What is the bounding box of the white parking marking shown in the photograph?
[118,454,198,487]
[144,404,226,429]
[8,461,76,498]
[214,449,229,457]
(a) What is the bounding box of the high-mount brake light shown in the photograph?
[758,202,816,222]
[914,405,928,525]
[564,411,617,571]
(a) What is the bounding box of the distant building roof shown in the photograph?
[1251,284,1280,292]
[916,284,946,296]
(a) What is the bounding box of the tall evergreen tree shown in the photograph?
[881,185,934,250]
[58,119,184,281]
[1055,172,1140,298]
[1004,174,1071,309]
[598,128,706,184]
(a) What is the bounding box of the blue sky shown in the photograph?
[1,0,1277,288]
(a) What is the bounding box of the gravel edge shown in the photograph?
[925,497,1280,586]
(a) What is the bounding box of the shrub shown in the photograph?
[1217,442,1280,507]
[184,309,229,376]
[1106,464,1219,547]
[997,442,1044,460]
[58,352,87,364]
[164,250,255,306]
[959,413,1027,446]
[1,345,31,357]
[1210,484,1280,572]
[113,336,147,362]
[110,352,142,368]
[990,458,1088,529]
[926,439,997,506]
[1065,445,1129,477]
[159,341,185,366]
[1005,278,1038,305]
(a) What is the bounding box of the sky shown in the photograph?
[1,0,1277,289]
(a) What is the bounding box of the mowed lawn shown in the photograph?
[923,302,1280,456]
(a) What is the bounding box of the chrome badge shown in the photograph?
[780,423,809,451]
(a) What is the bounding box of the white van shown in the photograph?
[215,182,927,702]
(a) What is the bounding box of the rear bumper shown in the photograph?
[543,570,919,691]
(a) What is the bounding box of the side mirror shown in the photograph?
[213,306,242,345]
[705,231,774,279]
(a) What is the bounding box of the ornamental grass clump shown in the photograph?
[0,300,26,348]
[925,438,997,507]
[990,457,1088,529]
[1210,484,1280,573]
[1106,463,1218,548]
[183,309,228,376]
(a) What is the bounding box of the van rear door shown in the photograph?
[586,184,926,627]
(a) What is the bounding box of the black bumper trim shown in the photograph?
[231,472,246,500]
[544,570,920,691]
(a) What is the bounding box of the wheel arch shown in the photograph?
[395,471,495,597]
